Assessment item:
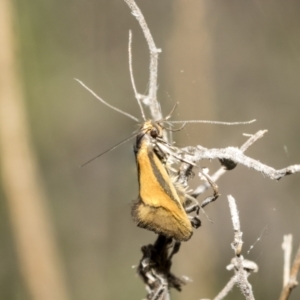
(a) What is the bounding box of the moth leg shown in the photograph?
[185,204,200,214]
[189,215,201,228]
[200,195,218,209]
[138,235,187,297]
[177,162,194,187]
[184,194,200,214]
[196,169,220,209]
[168,241,181,260]
[182,194,201,228]
[153,141,169,164]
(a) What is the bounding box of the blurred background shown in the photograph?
[1,0,300,299]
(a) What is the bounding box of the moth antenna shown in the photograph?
[165,102,179,120]
[128,31,146,121]
[80,133,137,167]
[75,78,139,122]
[168,119,256,126]
[200,207,213,223]
[164,122,186,132]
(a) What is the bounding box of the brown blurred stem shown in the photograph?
[0,1,69,300]
[279,237,300,300]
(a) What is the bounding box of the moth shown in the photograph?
[76,81,248,241]
[131,120,201,241]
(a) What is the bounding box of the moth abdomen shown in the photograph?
[131,199,193,241]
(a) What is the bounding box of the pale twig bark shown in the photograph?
[124,0,162,121]
[228,195,256,300]
[0,1,69,300]
[201,197,257,300]
[279,237,300,300]
[228,196,243,256]
[211,276,236,300]
[181,144,300,183]
[212,260,258,300]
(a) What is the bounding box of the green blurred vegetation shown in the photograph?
[1,0,300,299]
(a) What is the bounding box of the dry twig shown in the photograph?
[227,195,256,300]
[124,0,162,121]
[212,276,236,300]
[200,196,258,300]
[180,144,300,182]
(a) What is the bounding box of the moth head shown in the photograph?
[135,121,166,153]
[149,122,164,140]
[140,120,164,139]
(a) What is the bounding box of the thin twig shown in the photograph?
[124,0,162,121]
[279,242,300,300]
[240,130,268,152]
[170,119,256,125]
[228,195,256,300]
[128,30,146,121]
[228,195,243,256]
[206,197,258,300]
